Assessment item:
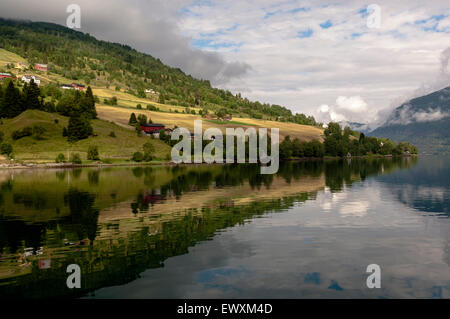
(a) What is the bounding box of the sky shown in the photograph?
[1,0,450,127]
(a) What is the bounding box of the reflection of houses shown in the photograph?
[142,194,166,205]
[21,75,41,85]
[140,123,165,136]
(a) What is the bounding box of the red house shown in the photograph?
[35,64,48,72]
[140,123,165,134]
[0,73,15,80]
[72,83,85,91]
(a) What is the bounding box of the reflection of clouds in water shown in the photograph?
[320,189,370,217]
[339,201,370,217]
[90,160,450,299]
[320,189,348,212]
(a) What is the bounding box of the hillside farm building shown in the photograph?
[61,84,73,90]
[60,83,86,90]
[0,73,15,81]
[72,83,85,91]
[35,63,48,72]
[21,75,41,85]
[140,123,165,135]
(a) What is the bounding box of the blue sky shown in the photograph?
[179,0,450,126]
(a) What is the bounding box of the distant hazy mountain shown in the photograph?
[339,121,372,134]
[371,86,450,154]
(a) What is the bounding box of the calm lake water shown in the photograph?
[0,156,449,298]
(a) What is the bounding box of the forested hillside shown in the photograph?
[0,18,317,125]
[371,86,450,154]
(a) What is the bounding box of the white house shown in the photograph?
[21,75,41,85]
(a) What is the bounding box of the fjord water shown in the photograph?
[0,156,449,298]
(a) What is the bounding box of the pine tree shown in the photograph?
[1,81,23,118]
[128,112,137,125]
[23,78,42,110]
[81,86,97,119]
[67,113,93,142]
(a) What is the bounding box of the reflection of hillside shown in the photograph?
[0,166,222,223]
[98,174,325,223]
[0,158,417,298]
[376,156,449,217]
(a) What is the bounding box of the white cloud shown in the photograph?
[1,0,450,122]
[0,0,250,84]
[179,0,450,121]
[336,96,368,113]
[314,95,374,124]
[387,104,450,125]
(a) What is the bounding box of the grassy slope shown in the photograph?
[97,105,324,141]
[0,48,26,65]
[0,48,324,162]
[0,110,171,162]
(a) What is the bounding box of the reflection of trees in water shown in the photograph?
[71,168,82,179]
[87,170,99,186]
[63,189,99,242]
[0,158,420,297]
[0,220,46,254]
[127,159,418,215]
[0,192,313,298]
[324,157,417,192]
[55,171,66,181]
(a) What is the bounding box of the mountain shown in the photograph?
[0,18,317,126]
[371,86,450,154]
[338,121,372,134]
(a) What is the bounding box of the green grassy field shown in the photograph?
[0,48,27,65]
[97,105,325,141]
[0,110,172,162]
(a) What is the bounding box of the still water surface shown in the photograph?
[0,156,449,298]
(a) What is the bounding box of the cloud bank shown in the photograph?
[1,0,450,124]
[0,0,250,84]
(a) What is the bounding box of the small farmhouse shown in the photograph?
[21,75,41,85]
[0,73,14,81]
[35,63,48,72]
[61,84,73,90]
[140,123,165,136]
[72,83,85,91]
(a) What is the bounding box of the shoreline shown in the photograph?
[0,154,418,170]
